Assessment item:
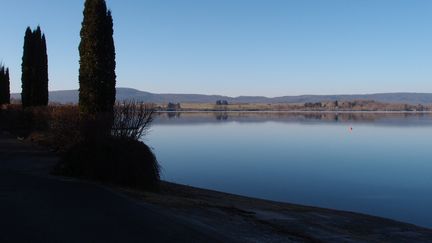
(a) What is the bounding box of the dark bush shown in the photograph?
[1,103,160,191]
[0,105,50,137]
[54,137,160,191]
[26,106,51,131]
[0,105,27,134]
[48,106,81,150]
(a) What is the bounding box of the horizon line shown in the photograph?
[10,87,432,99]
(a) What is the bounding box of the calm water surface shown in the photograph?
[146,112,432,227]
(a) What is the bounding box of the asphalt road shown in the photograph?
[0,133,227,243]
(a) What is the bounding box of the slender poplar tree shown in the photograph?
[21,26,49,108]
[79,0,116,115]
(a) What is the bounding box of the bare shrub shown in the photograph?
[112,101,155,141]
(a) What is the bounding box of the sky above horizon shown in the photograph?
[1,0,431,97]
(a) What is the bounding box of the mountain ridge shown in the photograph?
[10,88,432,105]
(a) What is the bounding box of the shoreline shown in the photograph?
[119,180,432,242]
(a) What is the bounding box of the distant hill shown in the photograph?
[10,88,432,105]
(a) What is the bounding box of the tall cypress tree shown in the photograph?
[40,34,49,105]
[21,27,32,107]
[0,65,10,105]
[79,0,116,115]
[4,68,10,105]
[0,66,3,103]
[21,26,49,108]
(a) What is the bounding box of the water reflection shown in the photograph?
[147,112,432,227]
[155,111,432,127]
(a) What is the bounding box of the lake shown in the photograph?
[146,112,432,228]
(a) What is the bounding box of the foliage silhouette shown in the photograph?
[55,135,160,191]
[21,26,48,108]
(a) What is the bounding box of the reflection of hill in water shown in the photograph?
[154,112,432,127]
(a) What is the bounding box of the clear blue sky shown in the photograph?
[1,0,431,97]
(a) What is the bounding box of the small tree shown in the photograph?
[79,0,116,115]
[0,65,10,105]
[21,26,49,108]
